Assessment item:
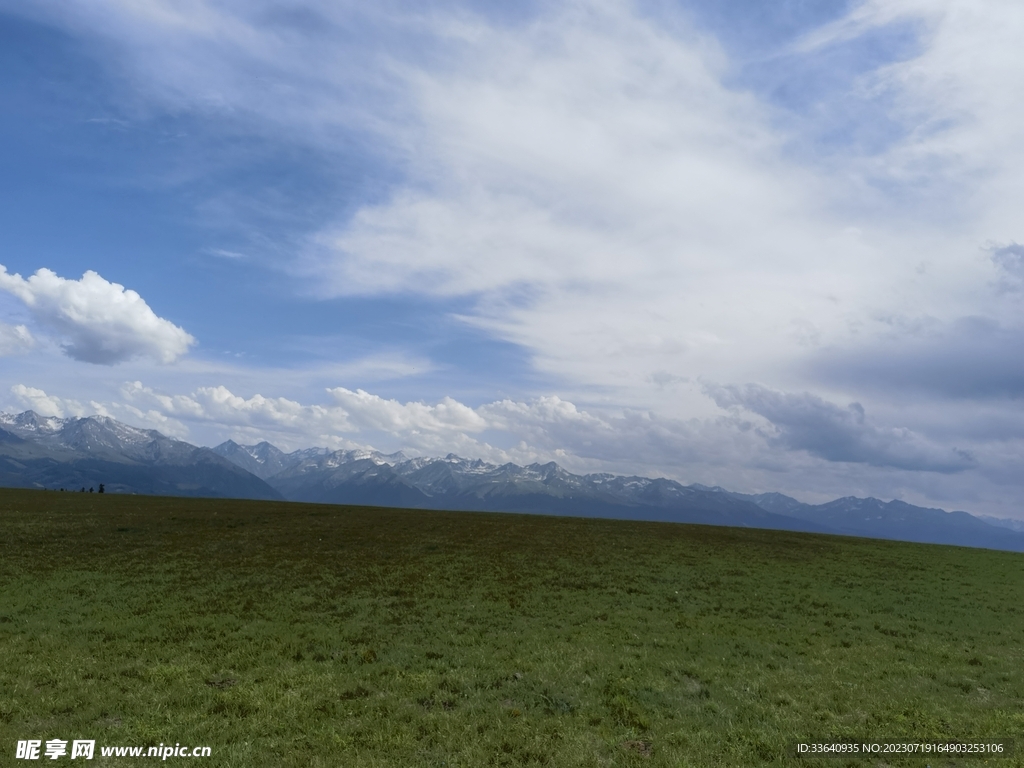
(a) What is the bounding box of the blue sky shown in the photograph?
[2,0,1024,517]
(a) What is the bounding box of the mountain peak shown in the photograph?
[0,410,68,436]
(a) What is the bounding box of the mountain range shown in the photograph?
[211,439,829,533]
[0,411,280,500]
[2,410,1022,552]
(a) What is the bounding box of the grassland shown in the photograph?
[0,488,1021,767]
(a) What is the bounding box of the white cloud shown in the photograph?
[0,266,195,364]
[317,6,800,295]
[800,1,1024,235]
[102,382,852,479]
[293,0,1007,420]
[0,323,34,356]
[5,0,398,152]
[122,381,490,455]
[327,387,488,433]
[122,380,724,466]
[10,384,86,419]
[123,381,354,442]
[206,248,247,260]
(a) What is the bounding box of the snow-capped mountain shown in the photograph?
[210,441,401,480]
[0,411,280,500]
[2,412,195,463]
[209,439,1024,551]
[211,442,828,530]
[0,410,67,437]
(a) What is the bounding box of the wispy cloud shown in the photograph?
[205,248,247,260]
[0,323,34,356]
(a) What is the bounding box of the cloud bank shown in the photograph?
[0,266,195,364]
[116,379,972,480]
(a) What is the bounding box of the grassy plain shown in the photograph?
[0,488,1021,767]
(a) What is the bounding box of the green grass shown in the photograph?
[0,488,1022,767]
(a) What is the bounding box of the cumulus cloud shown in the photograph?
[124,381,348,433]
[10,384,87,419]
[327,387,487,434]
[122,381,492,455]
[706,383,973,473]
[0,323,34,356]
[0,266,195,365]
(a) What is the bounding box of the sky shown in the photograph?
[1,0,1023,517]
